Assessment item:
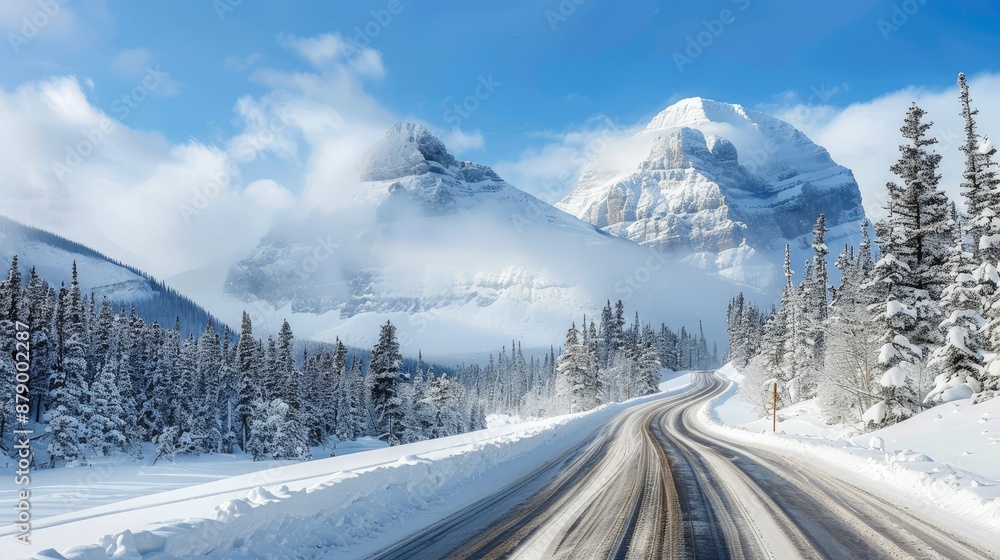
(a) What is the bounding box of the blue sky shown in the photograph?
[0,0,998,279]
[4,1,998,159]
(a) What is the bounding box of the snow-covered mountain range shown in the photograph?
[221,99,868,354]
[557,97,867,289]
[223,123,741,354]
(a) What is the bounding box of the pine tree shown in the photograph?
[299,350,324,445]
[175,331,198,441]
[218,326,239,452]
[235,312,260,450]
[635,324,662,396]
[784,269,815,403]
[196,321,224,453]
[90,297,114,377]
[326,340,346,440]
[926,230,986,403]
[345,356,365,439]
[865,215,922,427]
[819,222,880,424]
[247,398,311,460]
[810,214,830,371]
[427,373,466,438]
[555,323,600,412]
[46,264,90,466]
[277,320,298,409]
[87,357,131,457]
[139,322,169,439]
[958,72,1000,261]
[3,255,23,319]
[25,267,55,423]
[408,364,433,442]
[956,73,1000,396]
[887,103,955,344]
[0,257,25,442]
[369,321,403,443]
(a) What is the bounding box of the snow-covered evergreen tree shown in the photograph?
[926,231,986,403]
[235,312,260,451]
[958,72,1000,261]
[328,340,353,441]
[809,214,830,371]
[955,73,1000,396]
[277,320,299,409]
[195,321,224,453]
[634,324,662,397]
[369,320,404,443]
[555,323,601,412]
[87,357,131,457]
[247,398,311,461]
[25,267,55,424]
[887,103,955,348]
[866,216,923,427]
[818,221,880,424]
[46,264,90,466]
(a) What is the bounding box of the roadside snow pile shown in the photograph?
[17,375,693,559]
[700,377,1000,536]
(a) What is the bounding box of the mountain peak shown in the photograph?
[559,96,866,291]
[361,122,458,182]
[646,97,752,131]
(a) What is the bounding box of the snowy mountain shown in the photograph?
[557,97,867,289]
[0,214,221,334]
[224,123,740,354]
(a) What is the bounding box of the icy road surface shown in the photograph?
[371,372,995,560]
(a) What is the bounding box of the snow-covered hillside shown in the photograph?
[0,216,154,302]
[0,214,223,335]
[557,97,867,290]
[222,123,743,354]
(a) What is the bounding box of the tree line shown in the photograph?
[460,300,718,418]
[0,262,486,466]
[1,262,718,467]
[728,73,1000,430]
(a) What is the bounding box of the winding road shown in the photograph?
[369,372,995,560]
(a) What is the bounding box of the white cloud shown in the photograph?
[440,128,485,155]
[0,76,276,278]
[245,178,294,209]
[492,117,642,203]
[280,33,348,67]
[770,72,1000,222]
[349,48,385,80]
[0,32,402,279]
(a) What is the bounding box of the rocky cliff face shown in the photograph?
[557,97,867,288]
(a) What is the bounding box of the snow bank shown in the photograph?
[699,379,1000,545]
[13,378,694,559]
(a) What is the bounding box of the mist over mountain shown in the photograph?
[222,122,745,355]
